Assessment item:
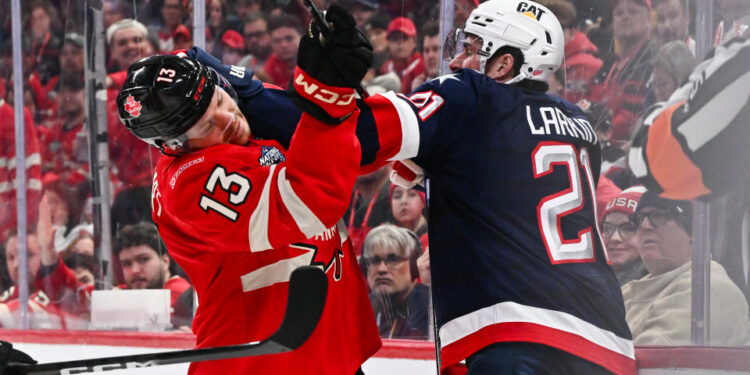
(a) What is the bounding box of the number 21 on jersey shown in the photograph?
[532,142,604,264]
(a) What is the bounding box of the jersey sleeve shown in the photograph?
[628,38,750,200]
[157,112,361,253]
[356,70,481,170]
[239,71,479,173]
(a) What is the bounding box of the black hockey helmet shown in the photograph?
[116,55,219,153]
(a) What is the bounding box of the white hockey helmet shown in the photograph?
[461,0,564,84]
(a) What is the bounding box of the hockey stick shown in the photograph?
[4,266,328,375]
[302,0,371,98]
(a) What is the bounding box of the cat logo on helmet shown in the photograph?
[516,1,546,21]
[124,95,142,118]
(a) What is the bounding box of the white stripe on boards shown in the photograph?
[439,301,635,359]
[248,164,276,252]
[380,92,421,161]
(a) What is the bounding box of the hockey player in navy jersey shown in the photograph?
[177,2,636,373]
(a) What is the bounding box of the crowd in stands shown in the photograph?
[0,0,748,344]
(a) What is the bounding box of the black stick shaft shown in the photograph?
[303,0,370,98]
[7,267,327,375]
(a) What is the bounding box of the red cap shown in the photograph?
[387,17,417,37]
[173,24,190,40]
[221,29,245,50]
[601,186,647,220]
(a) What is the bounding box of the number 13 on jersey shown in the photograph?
[532,142,605,264]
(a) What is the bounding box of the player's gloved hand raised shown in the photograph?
[289,4,373,124]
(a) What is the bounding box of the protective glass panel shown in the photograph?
[2,0,749,373]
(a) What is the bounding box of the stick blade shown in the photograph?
[268,266,328,350]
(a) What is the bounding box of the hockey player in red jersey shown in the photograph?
[115,8,380,374]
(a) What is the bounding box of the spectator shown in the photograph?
[0,97,42,245]
[410,21,440,92]
[389,184,427,236]
[173,25,193,51]
[234,0,262,21]
[622,192,750,346]
[113,222,190,312]
[590,0,656,142]
[206,0,230,57]
[239,13,272,69]
[34,194,94,321]
[157,0,186,53]
[346,166,395,257]
[601,186,648,285]
[0,231,42,303]
[62,252,97,288]
[380,17,425,94]
[650,41,696,103]
[653,0,694,54]
[340,0,379,29]
[220,29,247,66]
[453,0,478,27]
[547,68,566,97]
[0,229,77,329]
[32,32,86,120]
[106,19,152,73]
[27,0,62,85]
[364,12,391,73]
[37,74,88,176]
[260,14,302,87]
[541,0,603,103]
[362,224,429,339]
[102,0,127,30]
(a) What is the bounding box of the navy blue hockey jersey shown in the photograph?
[194,49,635,373]
[388,70,635,374]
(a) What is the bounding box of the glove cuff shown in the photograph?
[292,67,356,119]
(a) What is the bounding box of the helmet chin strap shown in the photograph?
[505,70,531,85]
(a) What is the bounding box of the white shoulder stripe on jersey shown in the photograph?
[248,164,276,252]
[439,301,635,360]
[380,91,421,161]
[240,244,317,292]
[677,69,750,151]
[277,166,327,239]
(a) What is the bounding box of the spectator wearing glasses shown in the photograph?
[621,192,750,346]
[600,186,648,285]
[362,224,429,339]
[238,13,272,70]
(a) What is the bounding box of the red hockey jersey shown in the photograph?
[151,113,381,374]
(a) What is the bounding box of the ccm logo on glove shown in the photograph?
[294,70,355,106]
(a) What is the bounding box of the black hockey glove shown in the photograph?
[289,4,373,124]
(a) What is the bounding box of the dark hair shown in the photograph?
[241,12,267,27]
[63,252,99,276]
[491,45,525,77]
[421,20,440,39]
[267,14,301,35]
[113,222,166,256]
